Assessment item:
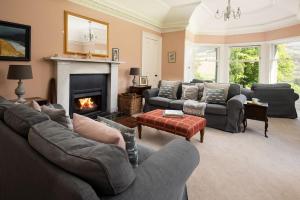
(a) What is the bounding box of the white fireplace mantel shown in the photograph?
[45,56,123,115]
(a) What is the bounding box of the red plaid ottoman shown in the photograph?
[136,109,207,143]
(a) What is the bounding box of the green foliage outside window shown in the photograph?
[229,47,259,88]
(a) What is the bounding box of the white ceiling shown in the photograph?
[188,0,300,35]
[70,0,300,34]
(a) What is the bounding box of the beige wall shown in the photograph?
[189,24,300,44]
[0,0,160,100]
[161,31,186,80]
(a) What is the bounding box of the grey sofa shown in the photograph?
[0,96,199,200]
[143,82,246,133]
[242,83,299,119]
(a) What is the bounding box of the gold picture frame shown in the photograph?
[64,11,109,57]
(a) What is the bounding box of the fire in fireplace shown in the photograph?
[69,74,108,118]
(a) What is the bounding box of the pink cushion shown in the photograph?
[72,114,125,150]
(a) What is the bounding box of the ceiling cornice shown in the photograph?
[69,0,197,33]
[69,0,163,32]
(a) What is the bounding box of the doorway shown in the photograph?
[142,32,162,87]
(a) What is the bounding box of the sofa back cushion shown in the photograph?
[251,83,291,90]
[28,120,136,196]
[0,97,16,120]
[158,80,181,99]
[4,104,49,137]
[227,84,241,100]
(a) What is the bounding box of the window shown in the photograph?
[273,43,300,95]
[191,46,218,82]
[229,46,260,88]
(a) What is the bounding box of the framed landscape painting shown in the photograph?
[0,20,31,61]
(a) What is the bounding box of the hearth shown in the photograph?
[69,74,107,118]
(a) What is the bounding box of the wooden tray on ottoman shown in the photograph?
[137,109,207,143]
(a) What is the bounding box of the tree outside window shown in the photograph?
[229,46,260,88]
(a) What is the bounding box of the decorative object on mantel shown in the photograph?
[112,48,119,61]
[0,20,31,61]
[129,67,141,86]
[215,0,241,21]
[139,76,148,86]
[168,51,176,63]
[64,11,109,57]
[7,65,33,103]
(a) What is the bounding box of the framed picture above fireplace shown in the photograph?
[64,11,109,57]
[0,20,31,61]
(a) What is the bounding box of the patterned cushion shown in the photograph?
[158,80,181,99]
[205,88,226,104]
[181,85,199,100]
[202,83,230,101]
[97,117,139,168]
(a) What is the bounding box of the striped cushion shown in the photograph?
[205,88,226,104]
[158,80,181,99]
[181,85,199,100]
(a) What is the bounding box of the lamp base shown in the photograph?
[132,76,137,86]
[15,80,26,103]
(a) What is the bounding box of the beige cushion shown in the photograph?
[73,113,126,150]
[27,100,41,112]
[202,83,230,102]
[181,85,199,100]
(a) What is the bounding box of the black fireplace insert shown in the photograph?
[69,74,108,118]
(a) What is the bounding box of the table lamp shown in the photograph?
[7,65,33,103]
[129,67,141,86]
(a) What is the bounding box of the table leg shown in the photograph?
[185,137,190,141]
[138,124,142,139]
[265,119,268,138]
[200,128,205,143]
[242,118,247,133]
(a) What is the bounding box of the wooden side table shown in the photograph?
[129,85,152,97]
[10,97,49,106]
[243,101,269,138]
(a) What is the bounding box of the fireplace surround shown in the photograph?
[47,57,121,116]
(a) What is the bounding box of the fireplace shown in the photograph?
[69,74,107,118]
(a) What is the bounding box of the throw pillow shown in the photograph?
[202,83,230,102]
[205,88,226,104]
[97,116,138,168]
[73,114,126,150]
[158,80,181,99]
[181,84,199,100]
[28,100,41,112]
[41,105,73,130]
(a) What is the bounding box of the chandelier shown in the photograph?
[215,0,241,21]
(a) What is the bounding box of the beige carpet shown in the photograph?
[137,118,300,200]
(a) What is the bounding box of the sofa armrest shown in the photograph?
[102,139,199,200]
[226,94,247,133]
[294,92,299,101]
[143,88,159,100]
[241,88,253,101]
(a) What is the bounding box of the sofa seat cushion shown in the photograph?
[169,100,185,110]
[148,97,172,108]
[28,120,136,196]
[4,104,49,137]
[205,104,227,116]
